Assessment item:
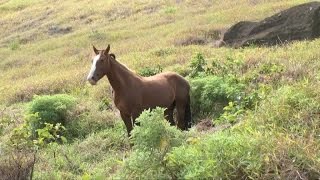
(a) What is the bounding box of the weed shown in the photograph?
[138,65,163,77]
[9,38,20,50]
[189,52,206,78]
[163,6,177,14]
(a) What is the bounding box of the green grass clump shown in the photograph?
[248,83,320,137]
[33,120,128,179]
[166,127,320,179]
[166,130,267,179]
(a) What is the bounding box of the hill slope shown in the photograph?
[0,0,319,179]
[0,0,311,104]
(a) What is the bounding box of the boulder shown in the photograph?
[222,2,320,48]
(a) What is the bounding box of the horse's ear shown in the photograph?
[104,44,110,55]
[110,53,116,59]
[92,45,99,55]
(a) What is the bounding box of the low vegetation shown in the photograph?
[1,0,319,179]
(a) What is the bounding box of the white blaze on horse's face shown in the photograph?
[87,54,100,85]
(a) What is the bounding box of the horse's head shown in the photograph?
[87,44,116,85]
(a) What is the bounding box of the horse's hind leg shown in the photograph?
[176,101,187,130]
[184,95,192,129]
[120,112,133,137]
[165,101,175,126]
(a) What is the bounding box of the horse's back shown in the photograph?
[141,72,189,102]
[163,72,190,91]
[151,72,190,100]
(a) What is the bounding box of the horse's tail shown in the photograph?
[184,95,192,130]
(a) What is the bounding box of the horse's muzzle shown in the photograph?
[88,79,97,85]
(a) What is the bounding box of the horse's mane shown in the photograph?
[110,54,141,78]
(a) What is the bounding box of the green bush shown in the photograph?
[27,94,76,137]
[187,52,271,124]
[190,75,244,119]
[189,52,206,78]
[130,107,185,151]
[207,56,244,77]
[119,107,186,179]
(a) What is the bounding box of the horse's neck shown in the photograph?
[106,59,140,94]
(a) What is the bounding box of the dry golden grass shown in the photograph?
[0,0,314,104]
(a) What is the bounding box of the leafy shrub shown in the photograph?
[216,84,271,125]
[27,94,76,137]
[207,56,244,77]
[190,76,244,119]
[23,94,118,140]
[119,107,186,179]
[187,52,271,124]
[130,107,185,151]
[189,52,206,78]
[138,65,163,77]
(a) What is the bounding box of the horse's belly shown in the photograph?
[142,90,174,109]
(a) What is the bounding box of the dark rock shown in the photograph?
[222,1,320,48]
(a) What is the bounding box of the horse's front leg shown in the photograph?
[132,110,142,126]
[120,111,133,137]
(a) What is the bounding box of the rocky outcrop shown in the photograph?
[222,2,320,48]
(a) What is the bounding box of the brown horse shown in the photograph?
[87,45,191,136]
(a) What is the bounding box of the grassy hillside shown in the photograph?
[0,0,311,104]
[0,0,319,179]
